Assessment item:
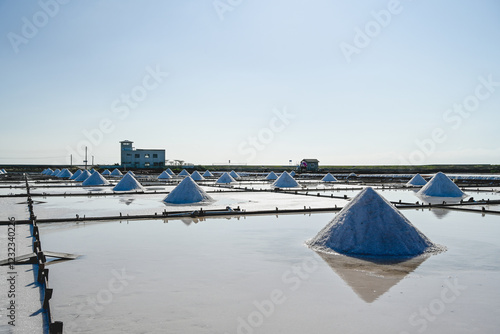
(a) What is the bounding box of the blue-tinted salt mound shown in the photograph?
[406,173,427,187]
[202,170,214,177]
[158,171,171,180]
[216,172,236,184]
[307,187,441,257]
[57,168,73,178]
[113,173,145,192]
[163,176,212,204]
[166,168,175,176]
[230,170,240,179]
[102,169,111,176]
[266,171,278,180]
[417,172,465,197]
[190,170,205,181]
[70,169,83,180]
[321,173,337,182]
[111,168,123,176]
[75,170,92,182]
[82,171,110,186]
[272,171,298,188]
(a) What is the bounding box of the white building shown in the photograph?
[120,140,166,169]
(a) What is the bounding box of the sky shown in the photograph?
[1,0,499,166]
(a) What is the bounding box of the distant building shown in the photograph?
[299,159,319,172]
[120,140,165,169]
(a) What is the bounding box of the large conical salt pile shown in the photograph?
[190,170,205,181]
[272,171,299,188]
[111,168,123,176]
[51,169,61,176]
[266,171,278,180]
[202,170,214,177]
[179,169,190,177]
[82,171,110,186]
[70,169,83,180]
[102,169,111,176]
[229,170,240,179]
[163,176,213,204]
[216,172,236,184]
[158,171,172,180]
[166,168,174,175]
[322,173,337,182]
[113,173,145,192]
[406,173,427,187]
[57,168,73,178]
[417,172,465,197]
[307,187,439,257]
[75,170,92,182]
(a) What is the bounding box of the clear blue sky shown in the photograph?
[1,0,499,166]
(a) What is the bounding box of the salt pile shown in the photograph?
[166,168,174,175]
[75,170,92,182]
[163,176,213,204]
[113,173,145,192]
[190,171,205,181]
[229,170,240,179]
[406,173,427,187]
[44,168,54,175]
[102,169,111,176]
[321,173,337,182]
[111,168,123,176]
[70,169,83,180]
[202,170,214,177]
[51,169,61,176]
[272,171,299,188]
[82,171,110,186]
[158,171,172,180]
[307,187,440,257]
[216,172,236,184]
[179,169,190,177]
[290,171,296,177]
[57,168,73,178]
[417,172,465,197]
[266,171,278,180]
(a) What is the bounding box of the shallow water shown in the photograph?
[40,209,500,334]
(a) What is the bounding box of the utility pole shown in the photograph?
[83,146,88,170]
[70,154,72,166]
[92,155,94,166]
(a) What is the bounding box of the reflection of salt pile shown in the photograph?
[102,169,111,176]
[111,168,123,176]
[179,169,190,177]
[417,172,465,197]
[158,171,172,180]
[70,170,82,180]
[272,171,299,188]
[75,170,92,182]
[216,172,236,184]
[113,173,145,192]
[57,168,73,178]
[202,170,214,177]
[266,171,278,180]
[163,176,213,204]
[321,173,337,182]
[229,170,240,179]
[317,252,428,303]
[307,187,439,257]
[406,173,427,187]
[190,171,205,181]
[82,171,110,186]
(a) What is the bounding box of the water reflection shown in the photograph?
[316,251,428,303]
[430,208,451,219]
[119,198,135,206]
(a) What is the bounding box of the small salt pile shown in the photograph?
[190,170,205,181]
[75,170,92,182]
[266,171,278,180]
[158,171,172,180]
[113,173,145,192]
[321,173,337,182]
[202,170,214,177]
[51,168,61,176]
[101,169,111,176]
[163,176,213,204]
[216,172,236,184]
[70,170,82,180]
[166,168,175,176]
[417,172,465,197]
[57,168,73,179]
[111,168,123,176]
[82,171,110,186]
[406,173,427,187]
[272,171,298,188]
[230,170,240,179]
[307,187,440,257]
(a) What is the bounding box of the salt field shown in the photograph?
[1,171,500,333]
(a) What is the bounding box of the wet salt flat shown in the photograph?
[39,210,500,334]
